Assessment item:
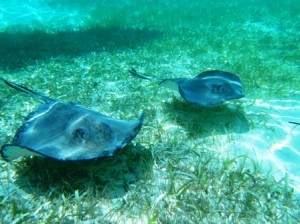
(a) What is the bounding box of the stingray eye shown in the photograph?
[212,84,223,93]
[73,127,90,142]
[95,123,112,143]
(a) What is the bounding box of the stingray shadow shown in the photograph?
[164,99,249,138]
[13,143,153,199]
[0,26,162,71]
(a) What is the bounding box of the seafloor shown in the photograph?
[0,0,299,223]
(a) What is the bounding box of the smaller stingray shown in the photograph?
[129,68,244,107]
[0,78,144,162]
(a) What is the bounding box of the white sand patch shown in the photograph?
[235,98,300,193]
[0,0,91,30]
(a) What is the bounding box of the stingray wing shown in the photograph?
[1,145,44,161]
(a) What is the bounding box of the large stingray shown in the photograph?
[129,68,244,107]
[0,78,144,162]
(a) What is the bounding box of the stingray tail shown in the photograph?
[128,68,162,82]
[289,121,300,125]
[1,78,55,103]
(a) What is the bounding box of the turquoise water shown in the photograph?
[0,0,299,222]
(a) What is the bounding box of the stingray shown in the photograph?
[0,78,144,162]
[129,68,244,107]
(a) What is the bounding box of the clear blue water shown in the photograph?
[0,0,299,201]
